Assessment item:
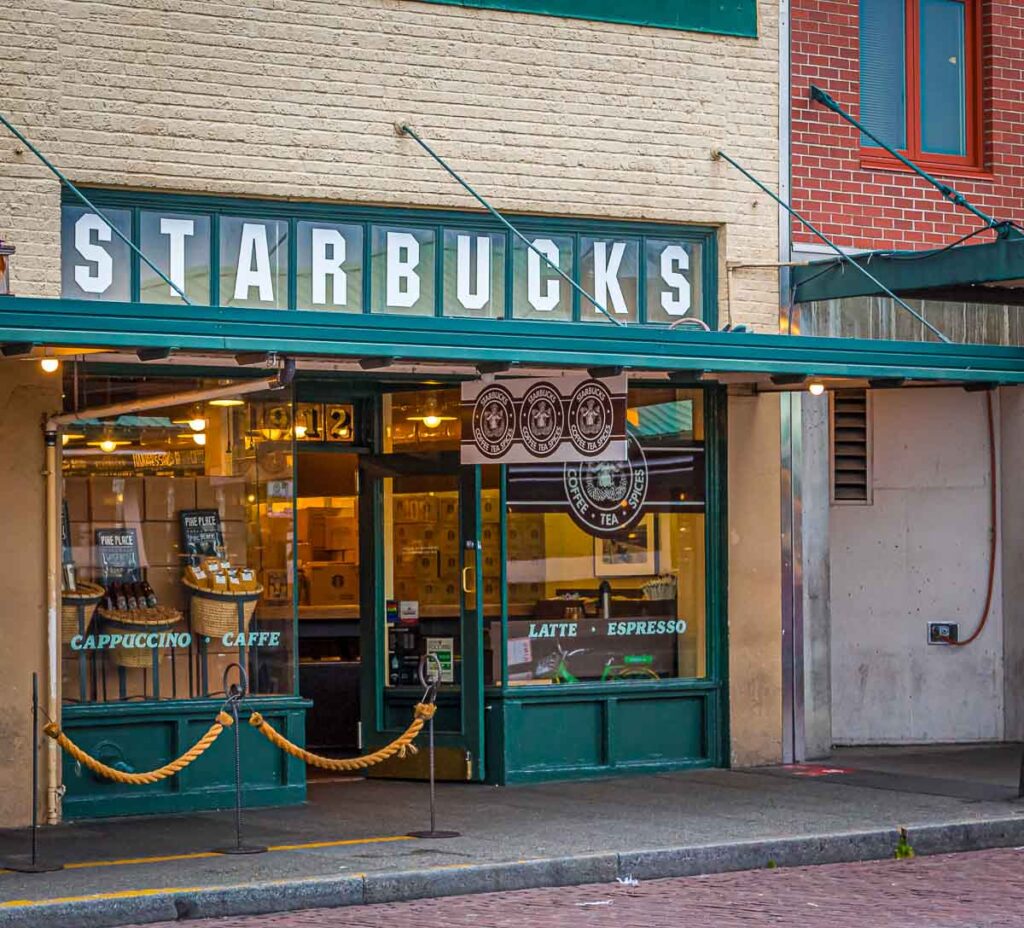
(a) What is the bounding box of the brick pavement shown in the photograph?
[128,848,1024,927]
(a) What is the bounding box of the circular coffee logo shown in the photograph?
[471,384,516,459]
[567,379,615,457]
[520,382,565,458]
[563,432,648,535]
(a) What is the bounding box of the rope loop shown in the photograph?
[44,711,234,785]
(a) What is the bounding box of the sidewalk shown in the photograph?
[1,744,1023,927]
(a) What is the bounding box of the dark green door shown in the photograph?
[359,452,485,781]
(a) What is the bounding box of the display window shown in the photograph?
[60,374,298,704]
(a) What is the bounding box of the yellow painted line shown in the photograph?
[0,833,413,894]
[268,835,413,852]
[1,886,208,908]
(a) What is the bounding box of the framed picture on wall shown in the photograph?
[593,515,657,577]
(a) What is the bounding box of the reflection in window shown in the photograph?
[296,221,363,312]
[580,237,639,324]
[512,235,573,320]
[505,388,706,684]
[370,226,436,315]
[442,230,506,318]
[645,240,702,325]
[60,207,132,302]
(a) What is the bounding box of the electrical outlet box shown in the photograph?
[928,622,959,645]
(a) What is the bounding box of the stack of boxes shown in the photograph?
[64,474,249,609]
[297,500,359,607]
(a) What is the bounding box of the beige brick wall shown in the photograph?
[0,0,779,328]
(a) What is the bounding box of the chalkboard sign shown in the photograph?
[94,527,141,585]
[179,509,224,566]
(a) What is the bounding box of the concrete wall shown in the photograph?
[0,361,61,828]
[831,388,1004,744]
[0,0,779,329]
[728,392,783,766]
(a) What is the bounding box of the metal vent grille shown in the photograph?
[831,389,871,503]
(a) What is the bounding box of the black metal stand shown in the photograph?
[3,673,63,873]
[213,665,266,855]
[408,655,459,840]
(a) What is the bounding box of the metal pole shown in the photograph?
[0,112,194,305]
[808,86,1008,234]
[213,666,266,855]
[399,124,623,327]
[713,148,952,344]
[2,674,62,873]
[408,655,459,839]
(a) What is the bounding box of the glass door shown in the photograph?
[359,451,485,781]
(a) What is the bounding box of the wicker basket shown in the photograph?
[61,582,105,643]
[97,607,183,668]
[184,577,263,639]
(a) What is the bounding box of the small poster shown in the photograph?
[399,600,420,625]
[94,527,141,585]
[179,509,224,566]
[425,637,454,683]
[461,375,628,465]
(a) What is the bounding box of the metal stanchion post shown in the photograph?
[3,673,62,873]
[213,663,266,855]
[408,655,459,839]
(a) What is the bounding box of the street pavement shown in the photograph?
[124,848,1024,927]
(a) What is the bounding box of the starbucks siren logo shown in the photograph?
[519,381,564,458]
[567,379,615,457]
[471,384,516,459]
[563,432,649,535]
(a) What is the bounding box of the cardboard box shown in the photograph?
[481,492,501,523]
[394,522,440,552]
[436,523,460,555]
[395,495,438,523]
[195,476,247,521]
[296,508,330,548]
[394,578,420,604]
[88,476,144,522]
[305,561,359,606]
[64,477,89,523]
[222,521,248,566]
[143,476,197,522]
[436,495,459,524]
[69,522,93,570]
[322,548,358,565]
[141,521,185,567]
[396,551,438,580]
[145,565,187,612]
[325,517,357,551]
[482,549,502,578]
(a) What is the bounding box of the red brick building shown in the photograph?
[791,0,1024,256]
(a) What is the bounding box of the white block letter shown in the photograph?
[234,223,274,302]
[593,241,628,315]
[312,228,347,306]
[527,238,560,313]
[457,234,491,310]
[160,217,194,298]
[74,213,113,294]
[660,244,692,316]
[386,232,420,308]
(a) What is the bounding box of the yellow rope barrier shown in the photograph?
[43,711,234,785]
[249,703,436,771]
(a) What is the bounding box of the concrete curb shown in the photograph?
[3,818,1024,928]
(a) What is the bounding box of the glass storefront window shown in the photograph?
[442,230,506,318]
[505,387,706,684]
[370,226,436,316]
[580,237,639,324]
[60,376,297,703]
[60,206,132,302]
[512,234,574,320]
[139,210,212,305]
[219,217,290,309]
[645,239,703,325]
[296,221,363,312]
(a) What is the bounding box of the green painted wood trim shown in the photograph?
[410,0,758,37]
[792,238,1024,303]
[4,294,1024,382]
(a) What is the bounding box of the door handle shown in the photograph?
[461,565,476,594]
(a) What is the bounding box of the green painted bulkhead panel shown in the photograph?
[60,697,309,819]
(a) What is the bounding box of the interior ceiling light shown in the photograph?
[407,413,457,429]
[209,398,245,407]
[294,423,308,439]
[60,432,86,446]
[808,380,826,396]
[188,417,207,432]
[89,438,130,453]
[39,357,60,374]
[192,432,207,447]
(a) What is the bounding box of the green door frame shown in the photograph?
[358,451,486,780]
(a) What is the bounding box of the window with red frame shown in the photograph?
[859,0,981,170]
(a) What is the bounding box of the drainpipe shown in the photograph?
[44,429,60,824]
